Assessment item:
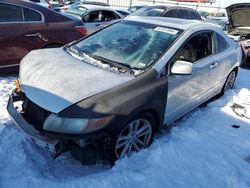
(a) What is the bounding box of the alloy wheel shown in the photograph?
[115,119,153,159]
[224,71,236,91]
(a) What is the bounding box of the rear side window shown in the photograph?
[163,9,178,18]
[179,9,191,19]
[0,3,23,22]
[84,11,102,22]
[23,8,42,21]
[215,32,229,53]
[102,10,118,21]
[179,9,201,20]
[189,11,201,20]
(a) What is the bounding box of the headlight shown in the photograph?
[43,113,112,134]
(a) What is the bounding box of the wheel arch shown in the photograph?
[140,108,162,133]
[233,66,239,76]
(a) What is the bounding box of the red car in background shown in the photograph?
[0,0,85,74]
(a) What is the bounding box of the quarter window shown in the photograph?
[0,3,23,22]
[174,32,213,63]
[215,32,229,53]
[23,8,42,22]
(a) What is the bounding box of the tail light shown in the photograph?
[75,26,88,36]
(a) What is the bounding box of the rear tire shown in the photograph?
[221,69,237,95]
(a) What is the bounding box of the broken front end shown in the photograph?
[7,84,111,165]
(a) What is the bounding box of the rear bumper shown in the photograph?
[7,95,59,153]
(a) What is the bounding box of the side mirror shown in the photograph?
[171,60,193,75]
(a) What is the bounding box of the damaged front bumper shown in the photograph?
[7,94,60,154]
[6,92,108,165]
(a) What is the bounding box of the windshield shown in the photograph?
[71,20,181,70]
[130,7,165,17]
[65,5,88,16]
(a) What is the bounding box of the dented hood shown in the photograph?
[19,48,133,113]
[226,3,250,29]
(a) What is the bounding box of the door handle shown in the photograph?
[25,33,48,42]
[25,33,40,37]
[95,24,101,27]
[209,62,218,69]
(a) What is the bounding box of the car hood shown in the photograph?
[19,48,133,113]
[226,3,250,29]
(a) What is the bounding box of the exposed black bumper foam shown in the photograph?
[7,95,59,153]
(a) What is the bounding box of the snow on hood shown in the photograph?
[19,48,133,113]
[226,3,250,29]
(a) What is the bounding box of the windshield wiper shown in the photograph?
[66,46,94,60]
[66,47,137,74]
[87,54,134,74]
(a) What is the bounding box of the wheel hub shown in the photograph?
[115,118,152,159]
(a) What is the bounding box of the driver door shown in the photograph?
[164,31,216,124]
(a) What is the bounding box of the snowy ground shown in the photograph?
[1,69,250,188]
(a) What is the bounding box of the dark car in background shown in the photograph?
[0,0,85,74]
[130,5,202,20]
[226,3,250,66]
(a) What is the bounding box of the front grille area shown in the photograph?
[22,98,49,131]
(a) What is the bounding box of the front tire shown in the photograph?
[106,113,156,162]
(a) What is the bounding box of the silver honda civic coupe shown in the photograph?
[7,16,241,164]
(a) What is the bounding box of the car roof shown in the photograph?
[141,4,198,11]
[77,4,114,11]
[125,16,208,31]
[111,7,130,12]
